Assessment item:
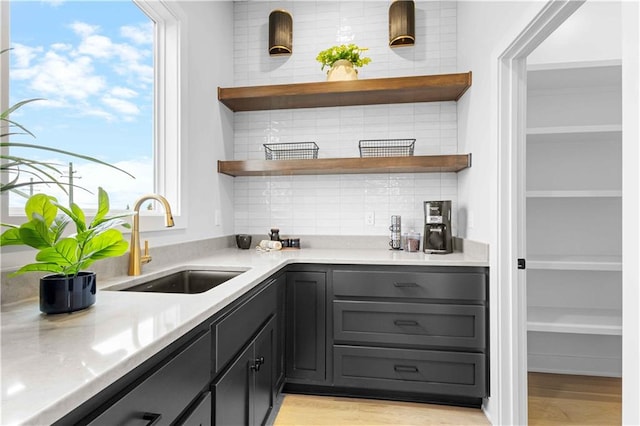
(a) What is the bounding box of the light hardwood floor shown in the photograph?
[273,394,489,425]
[273,373,622,425]
[528,372,622,425]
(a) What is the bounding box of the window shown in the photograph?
[1,0,181,222]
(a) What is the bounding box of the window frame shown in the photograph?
[0,0,184,232]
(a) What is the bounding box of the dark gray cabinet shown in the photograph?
[331,266,489,403]
[60,264,488,426]
[213,317,275,426]
[212,279,278,374]
[176,392,212,426]
[274,273,286,391]
[86,331,211,426]
[285,271,326,383]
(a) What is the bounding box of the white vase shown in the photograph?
[327,59,358,81]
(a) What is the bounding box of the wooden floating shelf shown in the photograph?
[218,72,472,112]
[218,154,471,177]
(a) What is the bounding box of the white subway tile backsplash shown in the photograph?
[232,1,459,237]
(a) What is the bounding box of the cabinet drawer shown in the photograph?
[213,281,277,373]
[88,332,211,426]
[333,345,486,398]
[333,269,486,302]
[334,301,485,349]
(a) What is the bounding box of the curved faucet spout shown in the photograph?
[128,194,175,276]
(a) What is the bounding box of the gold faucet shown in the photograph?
[128,194,175,276]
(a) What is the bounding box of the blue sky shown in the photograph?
[9,0,154,209]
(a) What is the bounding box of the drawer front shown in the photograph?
[333,269,486,302]
[213,281,277,373]
[89,332,211,426]
[333,345,486,398]
[334,301,485,350]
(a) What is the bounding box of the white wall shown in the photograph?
[231,1,460,238]
[528,1,621,65]
[456,1,547,424]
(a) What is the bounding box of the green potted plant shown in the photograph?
[316,44,372,81]
[0,187,130,314]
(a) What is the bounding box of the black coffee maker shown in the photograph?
[423,200,453,254]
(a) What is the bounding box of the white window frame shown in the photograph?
[0,0,185,232]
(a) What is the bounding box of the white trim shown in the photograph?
[1,1,10,219]
[496,1,584,424]
[134,0,184,218]
[621,1,640,423]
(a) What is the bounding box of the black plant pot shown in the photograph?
[40,271,96,314]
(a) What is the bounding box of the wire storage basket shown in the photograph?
[359,139,416,158]
[264,142,319,160]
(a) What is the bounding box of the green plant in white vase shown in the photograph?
[316,44,371,81]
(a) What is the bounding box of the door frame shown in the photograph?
[496,1,584,423]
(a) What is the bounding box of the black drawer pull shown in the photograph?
[393,282,419,288]
[394,319,419,326]
[394,365,419,373]
[142,412,162,426]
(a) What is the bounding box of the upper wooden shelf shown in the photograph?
[218,154,471,177]
[218,72,472,112]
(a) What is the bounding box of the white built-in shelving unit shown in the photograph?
[526,60,622,377]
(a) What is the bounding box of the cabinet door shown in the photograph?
[286,271,326,382]
[274,274,286,390]
[87,332,211,426]
[176,392,211,426]
[213,343,253,426]
[254,318,275,426]
[213,281,277,374]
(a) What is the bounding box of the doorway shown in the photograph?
[496,0,639,424]
[524,5,623,421]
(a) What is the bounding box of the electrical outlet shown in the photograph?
[365,212,375,226]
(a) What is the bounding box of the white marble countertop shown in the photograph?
[1,247,488,426]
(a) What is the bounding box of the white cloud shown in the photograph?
[11,16,152,124]
[121,23,153,45]
[51,43,72,52]
[110,87,138,98]
[83,108,116,122]
[11,43,43,68]
[102,95,140,118]
[29,51,105,100]
[69,21,99,38]
[78,34,117,59]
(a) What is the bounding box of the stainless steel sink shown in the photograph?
[118,270,244,294]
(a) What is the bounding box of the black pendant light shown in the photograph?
[389,0,415,47]
[269,10,293,55]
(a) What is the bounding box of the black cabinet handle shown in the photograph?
[142,412,162,426]
[394,365,419,373]
[250,356,265,372]
[393,319,419,326]
[393,282,419,288]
